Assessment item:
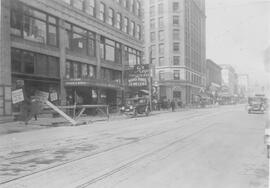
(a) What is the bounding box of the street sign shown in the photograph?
[11,89,24,104]
[127,64,150,87]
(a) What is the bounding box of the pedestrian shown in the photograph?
[170,99,176,112]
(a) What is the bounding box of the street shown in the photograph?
[0,105,268,188]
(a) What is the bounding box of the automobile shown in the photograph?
[247,95,267,114]
[120,97,150,117]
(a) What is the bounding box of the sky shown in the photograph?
[205,0,270,85]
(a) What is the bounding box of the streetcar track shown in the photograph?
[0,109,226,185]
[76,122,217,188]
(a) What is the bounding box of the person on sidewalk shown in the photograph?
[170,99,176,112]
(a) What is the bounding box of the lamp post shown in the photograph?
[148,47,153,111]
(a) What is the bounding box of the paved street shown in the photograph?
[0,105,268,188]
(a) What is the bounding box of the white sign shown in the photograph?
[35,90,49,102]
[50,92,58,101]
[12,89,24,104]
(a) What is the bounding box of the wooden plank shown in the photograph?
[45,100,76,125]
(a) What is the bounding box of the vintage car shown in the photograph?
[247,95,267,114]
[120,97,150,117]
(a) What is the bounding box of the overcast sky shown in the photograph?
[206,0,270,85]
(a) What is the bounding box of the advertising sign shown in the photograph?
[11,89,24,104]
[127,64,150,87]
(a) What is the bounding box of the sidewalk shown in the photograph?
[0,109,182,136]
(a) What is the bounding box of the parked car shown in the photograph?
[120,97,150,117]
[247,95,267,114]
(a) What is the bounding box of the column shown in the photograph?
[59,19,67,105]
[0,0,12,119]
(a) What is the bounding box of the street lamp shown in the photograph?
[148,47,153,111]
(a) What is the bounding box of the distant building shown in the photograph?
[144,0,206,104]
[220,64,238,96]
[0,0,143,119]
[206,59,221,96]
[237,74,249,97]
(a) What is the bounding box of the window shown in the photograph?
[108,8,114,25]
[150,32,155,42]
[99,2,105,21]
[173,42,180,52]
[11,2,58,46]
[158,30,164,41]
[136,1,140,16]
[11,48,59,77]
[173,91,181,99]
[130,21,135,36]
[123,17,128,33]
[159,43,164,55]
[73,0,84,10]
[116,13,121,29]
[136,24,141,40]
[173,70,180,80]
[150,19,155,29]
[88,0,95,16]
[123,0,128,8]
[150,6,155,17]
[100,68,121,83]
[173,16,179,25]
[159,71,165,80]
[173,56,180,65]
[62,0,71,4]
[65,22,96,57]
[66,60,96,79]
[130,0,135,12]
[125,46,141,66]
[100,36,122,63]
[159,57,165,66]
[173,2,179,12]
[150,45,156,58]
[158,17,164,28]
[173,29,180,40]
[158,3,163,14]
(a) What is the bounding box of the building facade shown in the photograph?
[220,64,238,97]
[0,0,143,118]
[237,74,249,97]
[144,0,206,104]
[206,59,221,96]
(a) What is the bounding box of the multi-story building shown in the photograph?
[220,64,238,96]
[206,59,221,95]
[0,0,143,119]
[144,0,206,104]
[237,74,249,97]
